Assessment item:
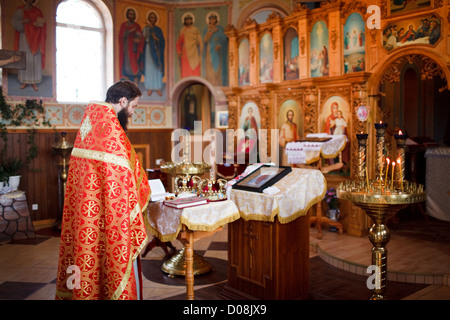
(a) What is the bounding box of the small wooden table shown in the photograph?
[145,199,240,299]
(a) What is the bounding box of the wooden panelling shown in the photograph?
[226,213,310,300]
[1,129,173,222]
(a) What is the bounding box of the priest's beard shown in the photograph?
[117,108,130,132]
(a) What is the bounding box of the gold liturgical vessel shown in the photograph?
[338,123,425,300]
[159,133,213,276]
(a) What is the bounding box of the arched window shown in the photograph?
[56,0,107,103]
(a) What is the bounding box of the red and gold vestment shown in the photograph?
[56,102,150,300]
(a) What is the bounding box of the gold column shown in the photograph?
[356,133,368,182]
[374,122,387,185]
[394,130,407,185]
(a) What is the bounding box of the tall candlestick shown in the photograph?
[394,130,407,185]
[374,121,388,183]
[356,133,368,182]
[391,162,395,190]
[384,158,390,187]
[397,158,403,191]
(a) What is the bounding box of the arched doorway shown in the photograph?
[375,53,450,185]
[178,83,214,132]
[171,77,228,132]
[378,54,449,143]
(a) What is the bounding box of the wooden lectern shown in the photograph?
[222,214,311,300]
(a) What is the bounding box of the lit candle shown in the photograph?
[384,158,390,187]
[397,158,403,191]
[391,162,395,190]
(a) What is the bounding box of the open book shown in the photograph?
[148,179,175,202]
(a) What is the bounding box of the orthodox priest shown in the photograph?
[55,80,151,300]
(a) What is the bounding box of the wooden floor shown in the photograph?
[0,216,449,300]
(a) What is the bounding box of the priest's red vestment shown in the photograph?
[56,102,150,300]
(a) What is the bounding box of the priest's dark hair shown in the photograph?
[105,80,142,104]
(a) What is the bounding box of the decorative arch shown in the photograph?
[368,48,450,146]
[368,48,450,95]
[170,76,228,129]
[236,0,291,29]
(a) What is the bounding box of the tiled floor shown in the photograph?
[0,220,449,300]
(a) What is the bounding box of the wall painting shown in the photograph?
[343,12,365,74]
[2,0,53,99]
[259,32,273,83]
[319,95,350,138]
[310,20,329,78]
[174,6,229,86]
[238,102,260,153]
[383,14,441,52]
[117,3,168,102]
[283,28,299,80]
[238,38,250,86]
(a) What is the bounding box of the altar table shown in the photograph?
[145,199,240,299]
[285,134,346,165]
[285,134,346,237]
[223,168,326,300]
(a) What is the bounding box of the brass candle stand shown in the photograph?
[52,132,73,231]
[338,124,425,300]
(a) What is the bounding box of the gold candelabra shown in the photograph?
[52,132,73,230]
[338,123,425,300]
[159,133,224,276]
[160,133,211,176]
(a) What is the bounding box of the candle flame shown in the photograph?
[392,162,396,166]
[379,120,382,124]
[399,130,403,135]
[397,158,401,164]
[386,158,390,164]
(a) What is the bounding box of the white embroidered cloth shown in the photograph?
[230,168,326,224]
[145,199,240,241]
[285,134,347,164]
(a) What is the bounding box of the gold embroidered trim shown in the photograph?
[111,200,147,300]
[71,148,131,170]
[181,211,241,232]
[112,258,134,300]
[79,115,92,141]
